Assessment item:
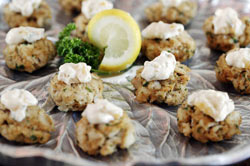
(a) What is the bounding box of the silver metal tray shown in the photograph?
[1,0,250,165]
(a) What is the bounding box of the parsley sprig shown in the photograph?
[56,23,101,69]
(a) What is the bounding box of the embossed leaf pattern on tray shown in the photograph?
[1,0,250,166]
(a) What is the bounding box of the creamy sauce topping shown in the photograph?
[141,51,176,81]
[226,48,250,68]
[82,99,123,124]
[1,89,38,122]
[58,63,92,85]
[81,0,113,19]
[9,0,42,17]
[5,27,45,45]
[212,8,245,36]
[187,90,235,122]
[160,0,188,8]
[142,21,184,39]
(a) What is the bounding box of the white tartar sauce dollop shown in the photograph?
[58,63,92,85]
[81,0,113,19]
[160,0,188,8]
[226,48,250,69]
[9,0,42,17]
[141,51,176,81]
[5,27,45,45]
[187,90,235,122]
[142,21,184,40]
[0,89,38,122]
[82,99,123,124]
[212,8,245,36]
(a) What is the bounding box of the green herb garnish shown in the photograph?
[15,64,25,70]
[232,37,238,43]
[30,135,37,141]
[56,23,101,69]
[143,82,149,87]
[85,86,92,92]
[197,127,202,133]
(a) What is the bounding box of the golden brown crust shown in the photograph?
[177,102,241,143]
[76,112,135,156]
[131,62,190,106]
[58,0,84,15]
[3,38,56,73]
[3,1,52,28]
[215,51,250,94]
[74,14,90,42]
[239,17,250,47]
[203,17,240,52]
[142,31,196,62]
[203,16,250,52]
[49,74,104,112]
[0,102,54,144]
[145,1,197,25]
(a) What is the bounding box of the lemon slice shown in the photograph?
[88,9,141,72]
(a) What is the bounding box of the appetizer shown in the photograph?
[49,63,103,112]
[215,48,250,94]
[3,0,52,28]
[145,0,197,25]
[203,8,250,52]
[3,27,56,73]
[76,99,135,156]
[178,90,241,143]
[0,89,54,144]
[58,0,83,15]
[141,21,196,62]
[74,0,113,41]
[131,51,190,106]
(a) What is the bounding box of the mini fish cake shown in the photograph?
[58,0,84,15]
[203,8,250,52]
[76,99,135,156]
[74,14,89,42]
[177,90,241,143]
[132,51,190,106]
[74,0,113,41]
[215,48,250,94]
[3,0,52,28]
[3,27,56,73]
[0,89,54,144]
[145,0,197,25]
[141,21,196,62]
[49,63,103,111]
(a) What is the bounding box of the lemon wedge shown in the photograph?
[88,9,142,72]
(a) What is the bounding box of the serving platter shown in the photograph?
[1,0,250,166]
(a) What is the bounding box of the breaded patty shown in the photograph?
[239,17,250,47]
[0,102,54,144]
[76,112,135,156]
[3,38,56,73]
[74,14,90,42]
[58,0,84,15]
[3,1,51,28]
[131,62,190,106]
[215,52,250,94]
[177,102,241,143]
[142,31,196,62]
[49,74,103,112]
[203,16,250,52]
[145,1,197,25]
